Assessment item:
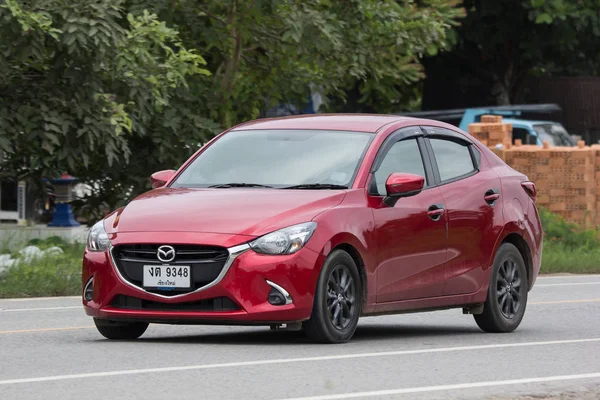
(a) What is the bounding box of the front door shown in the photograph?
[370,133,448,303]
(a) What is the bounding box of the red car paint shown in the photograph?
[83,115,542,325]
[385,173,425,195]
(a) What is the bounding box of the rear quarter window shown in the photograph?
[429,138,476,182]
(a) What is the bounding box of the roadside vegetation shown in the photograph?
[0,237,83,298]
[538,208,600,274]
[0,209,597,298]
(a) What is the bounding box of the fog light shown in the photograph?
[266,280,292,306]
[268,290,286,305]
[83,277,94,301]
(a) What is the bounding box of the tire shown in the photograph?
[303,250,362,343]
[93,319,149,340]
[474,243,528,333]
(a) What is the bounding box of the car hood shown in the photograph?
[106,188,346,237]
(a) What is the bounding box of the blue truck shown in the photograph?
[397,104,576,147]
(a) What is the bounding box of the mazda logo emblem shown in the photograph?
[157,245,176,263]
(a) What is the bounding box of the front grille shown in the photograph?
[112,244,229,296]
[110,295,239,312]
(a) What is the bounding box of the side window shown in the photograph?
[373,139,426,195]
[429,138,476,182]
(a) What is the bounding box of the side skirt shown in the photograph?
[363,285,488,317]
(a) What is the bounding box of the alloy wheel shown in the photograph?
[326,264,357,330]
[496,258,523,319]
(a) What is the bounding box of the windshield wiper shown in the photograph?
[283,183,348,190]
[208,183,273,188]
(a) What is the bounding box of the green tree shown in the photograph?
[128,0,465,122]
[0,0,214,219]
[422,0,600,108]
[1,0,465,222]
[526,0,600,76]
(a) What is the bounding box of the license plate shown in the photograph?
[143,265,191,289]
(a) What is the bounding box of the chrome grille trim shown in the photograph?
[108,243,250,300]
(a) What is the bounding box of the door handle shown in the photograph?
[427,204,445,221]
[484,189,500,206]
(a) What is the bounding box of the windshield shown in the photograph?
[171,129,373,188]
[532,124,575,147]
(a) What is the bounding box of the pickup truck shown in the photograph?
[396,104,575,147]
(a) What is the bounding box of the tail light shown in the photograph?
[521,181,537,202]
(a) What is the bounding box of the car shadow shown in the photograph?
[135,324,482,346]
[353,324,482,342]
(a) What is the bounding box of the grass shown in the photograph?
[0,209,598,298]
[542,242,600,274]
[0,237,84,298]
[538,207,600,274]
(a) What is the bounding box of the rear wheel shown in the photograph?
[474,243,528,333]
[93,319,149,340]
[303,250,362,343]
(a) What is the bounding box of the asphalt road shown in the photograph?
[1,275,600,400]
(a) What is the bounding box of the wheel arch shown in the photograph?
[500,232,534,291]
[308,227,374,312]
[331,242,368,312]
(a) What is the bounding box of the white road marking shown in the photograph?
[531,298,600,305]
[0,296,79,302]
[0,326,93,334]
[281,372,600,400]
[536,274,599,280]
[0,306,81,312]
[1,337,599,386]
[535,282,600,287]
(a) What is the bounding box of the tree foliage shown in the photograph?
[422,0,600,108]
[526,0,600,76]
[0,0,215,218]
[128,0,465,120]
[0,0,464,221]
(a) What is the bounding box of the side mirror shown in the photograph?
[150,170,176,189]
[385,173,424,198]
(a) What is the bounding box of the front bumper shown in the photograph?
[82,236,322,325]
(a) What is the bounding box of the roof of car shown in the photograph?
[231,114,415,133]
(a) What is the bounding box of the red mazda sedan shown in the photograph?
[83,115,542,343]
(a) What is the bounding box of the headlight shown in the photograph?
[87,220,110,251]
[249,222,317,255]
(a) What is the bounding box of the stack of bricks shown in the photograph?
[468,115,513,148]
[593,144,600,227]
[497,142,538,189]
[469,117,600,228]
[496,140,598,228]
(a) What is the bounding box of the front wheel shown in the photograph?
[303,250,362,343]
[474,243,528,333]
[94,319,149,340]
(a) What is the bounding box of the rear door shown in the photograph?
[421,126,503,296]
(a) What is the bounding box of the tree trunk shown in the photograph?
[218,0,243,128]
[491,63,515,105]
